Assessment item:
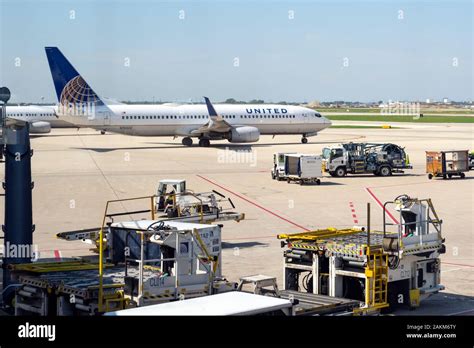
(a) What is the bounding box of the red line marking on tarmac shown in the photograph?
[349,202,359,224]
[443,262,474,268]
[53,250,61,260]
[196,174,310,231]
[365,187,399,224]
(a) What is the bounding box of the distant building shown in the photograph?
[426,98,431,104]
[307,100,321,108]
[443,98,449,104]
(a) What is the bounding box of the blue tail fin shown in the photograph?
[45,47,104,106]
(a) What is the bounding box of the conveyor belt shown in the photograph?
[56,212,245,241]
[18,265,159,298]
[280,290,360,315]
[288,231,398,258]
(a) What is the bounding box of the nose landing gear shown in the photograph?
[301,136,308,144]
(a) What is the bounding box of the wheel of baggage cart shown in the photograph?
[460,172,465,179]
[299,180,304,186]
[287,178,290,184]
[428,173,433,180]
[442,174,447,180]
[448,174,452,179]
[316,179,321,185]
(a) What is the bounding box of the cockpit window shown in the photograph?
[314,113,321,117]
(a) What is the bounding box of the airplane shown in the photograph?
[45,47,331,146]
[3,105,73,133]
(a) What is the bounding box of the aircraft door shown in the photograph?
[103,111,112,125]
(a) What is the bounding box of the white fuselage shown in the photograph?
[57,103,331,137]
[5,105,74,127]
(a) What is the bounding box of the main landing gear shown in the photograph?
[182,137,193,147]
[100,130,106,135]
[198,138,210,147]
[301,136,308,144]
[182,137,210,147]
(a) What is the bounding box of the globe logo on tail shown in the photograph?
[59,76,103,116]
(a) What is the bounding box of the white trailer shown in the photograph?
[284,154,322,185]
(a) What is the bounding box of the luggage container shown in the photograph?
[426,150,468,179]
[284,154,322,185]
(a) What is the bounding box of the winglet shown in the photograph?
[203,96,218,118]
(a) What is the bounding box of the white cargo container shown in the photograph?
[284,154,323,185]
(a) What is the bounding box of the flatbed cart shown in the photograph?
[426,150,469,179]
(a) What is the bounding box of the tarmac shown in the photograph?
[0,121,472,315]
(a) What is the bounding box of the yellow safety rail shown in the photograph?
[97,192,214,312]
[158,191,206,223]
[278,227,364,241]
[192,228,219,274]
[354,246,388,315]
[98,195,156,313]
[8,260,115,273]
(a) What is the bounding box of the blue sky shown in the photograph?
[0,0,472,103]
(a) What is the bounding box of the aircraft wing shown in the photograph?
[190,97,232,134]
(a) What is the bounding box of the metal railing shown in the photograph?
[97,192,223,312]
[382,196,442,258]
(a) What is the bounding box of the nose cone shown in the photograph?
[322,115,332,129]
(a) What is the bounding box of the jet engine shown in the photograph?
[228,126,260,143]
[30,121,51,134]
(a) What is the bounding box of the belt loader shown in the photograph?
[13,220,236,315]
[12,185,244,316]
[278,195,445,313]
